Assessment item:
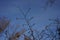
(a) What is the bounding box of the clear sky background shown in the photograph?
[0,0,60,40]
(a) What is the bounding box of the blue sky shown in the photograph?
[0,0,60,40]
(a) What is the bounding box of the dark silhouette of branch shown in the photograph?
[24,34,32,40]
[0,16,10,33]
[8,29,26,40]
[16,7,36,40]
